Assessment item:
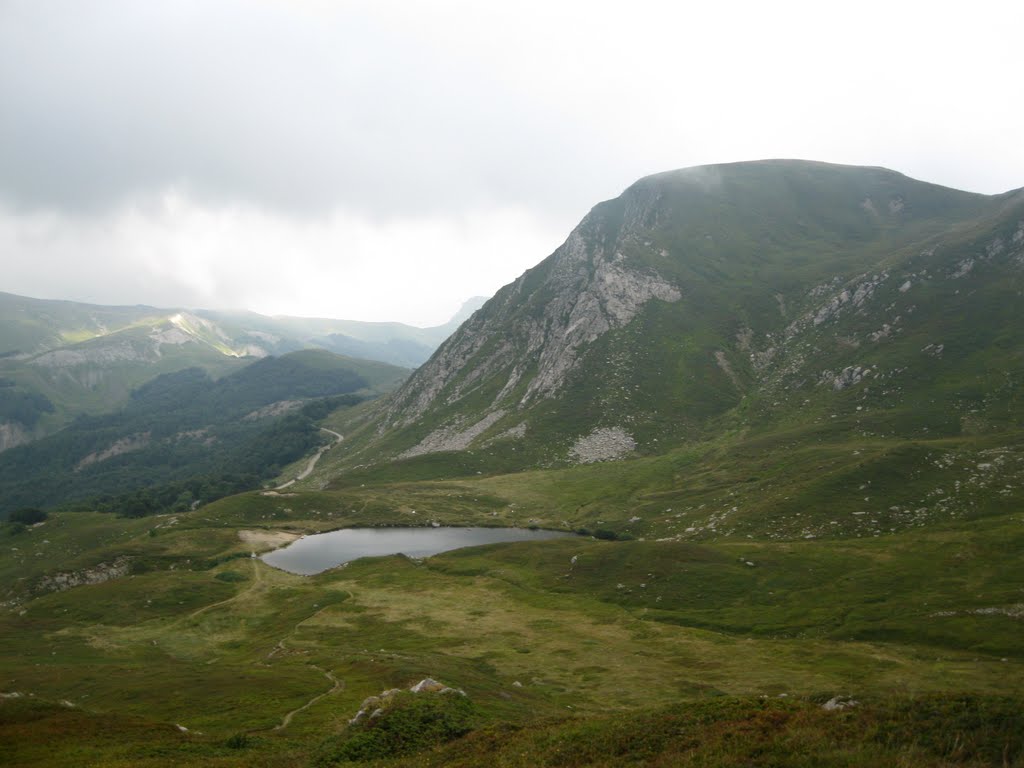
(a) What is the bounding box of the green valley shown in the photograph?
[2,161,1022,767]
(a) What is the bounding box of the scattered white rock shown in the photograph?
[569,427,636,464]
[822,696,858,711]
[951,258,974,278]
[410,678,445,693]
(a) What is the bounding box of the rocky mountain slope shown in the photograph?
[325,160,1024,477]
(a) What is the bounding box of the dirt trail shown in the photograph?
[275,428,343,490]
[184,557,264,622]
[273,666,343,730]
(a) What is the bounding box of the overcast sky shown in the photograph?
[2,0,1022,325]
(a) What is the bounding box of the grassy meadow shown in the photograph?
[2,426,1022,765]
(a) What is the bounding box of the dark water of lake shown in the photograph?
[261,526,576,575]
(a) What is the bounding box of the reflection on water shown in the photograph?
[261,526,575,575]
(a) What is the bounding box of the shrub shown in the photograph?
[316,691,475,764]
[8,507,47,525]
[224,733,250,749]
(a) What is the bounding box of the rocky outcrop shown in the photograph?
[821,366,874,392]
[76,433,151,470]
[822,696,858,711]
[348,678,466,725]
[381,189,681,433]
[35,557,131,594]
[400,410,507,459]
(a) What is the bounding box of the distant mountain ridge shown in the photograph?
[0,292,487,364]
[0,293,484,450]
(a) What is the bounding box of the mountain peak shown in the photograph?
[327,161,1024,477]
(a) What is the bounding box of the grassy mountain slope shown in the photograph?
[313,161,1023,484]
[0,291,161,356]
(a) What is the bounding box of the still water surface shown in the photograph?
[261,526,575,575]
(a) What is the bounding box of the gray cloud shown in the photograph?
[1,0,1022,323]
[0,1,610,218]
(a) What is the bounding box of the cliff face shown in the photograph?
[335,161,1024,474]
[384,189,682,431]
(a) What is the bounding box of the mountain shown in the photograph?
[1,160,1023,767]
[324,160,1023,474]
[0,293,483,451]
[200,295,489,369]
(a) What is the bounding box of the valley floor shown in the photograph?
[1,470,1022,765]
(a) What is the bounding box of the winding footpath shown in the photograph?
[273,667,344,731]
[275,428,343,490]
[180,556,264,624]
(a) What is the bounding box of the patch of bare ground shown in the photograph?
[238,529,300,551]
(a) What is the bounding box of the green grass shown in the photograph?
[5,400,1018,765]
[2,163,1023,765]
[1,482,1022,765]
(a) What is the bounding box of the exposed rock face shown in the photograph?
[822,366,873,392]
[803,273,888,330]
[400,410,507,459]
[76,433,151,470]
[381,187,681,436]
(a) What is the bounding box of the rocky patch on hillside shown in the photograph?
[569,427,636,464]
[35,557,131,594]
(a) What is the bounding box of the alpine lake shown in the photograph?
[261,525,576,574]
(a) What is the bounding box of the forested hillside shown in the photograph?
[0,350,404,516]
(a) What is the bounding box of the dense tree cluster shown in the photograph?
[0,378,54,427]
[0,356,367,518]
